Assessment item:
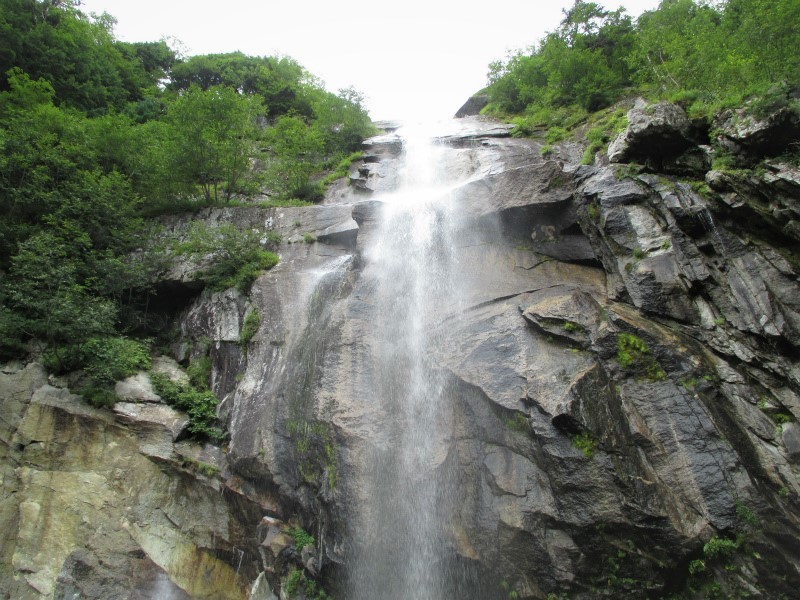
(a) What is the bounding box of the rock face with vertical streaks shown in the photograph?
[2,109,800,600]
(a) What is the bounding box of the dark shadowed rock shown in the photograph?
[454,94,490,118]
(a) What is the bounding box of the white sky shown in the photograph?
[79,0,661,121]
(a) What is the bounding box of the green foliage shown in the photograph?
[735,501,760,530]
[303,232,317,244]
[284,569,303,597]
[174,222,279,293]
[322,151,364,185]
[572,432,596,458]
[240,311,261,346]
[485,0,800,140]
[167,85,262,203]
[703,536,739,560]
[287,526,315,551]
[265,230,283,245]
[186,355,212,390]
[688,559,706,575]
[616,332,666,381]
[80,336,151,385]
[283,567,328,600]
[0,2,375,365]
[150,372,225,441]
[545,126,569,144]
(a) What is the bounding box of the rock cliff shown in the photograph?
[2,105,800,599]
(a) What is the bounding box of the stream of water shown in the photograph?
[346,122,473,599]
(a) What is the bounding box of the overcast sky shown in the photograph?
[79,0,661,121]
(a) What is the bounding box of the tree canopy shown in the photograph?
[484,0,800,124]
[0,0,374,366]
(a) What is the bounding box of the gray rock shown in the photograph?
[454,94,490,118]
[608,99,694,164]
[113,402,190,441]
[782,423,800,461]
[714,104,800,156]
[114,372,160,403]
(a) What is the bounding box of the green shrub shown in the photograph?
[150,372,225,441]
[81,385,118,408]
[616,332,666,381]
[572,433,596,458]
[287,526,315,551]
[265,230,282,245]
[703,536,738,560]
[80,336,151,385]
[545,126,569,144]
[187,355,212,390]
[173,222,279,293]
[284,569,303,597]
[688,558,706,575]
[303,232,317,244]
[240,311,261,346]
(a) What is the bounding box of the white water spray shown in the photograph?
[346,121,476,599]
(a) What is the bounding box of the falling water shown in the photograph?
[346,122,472,599]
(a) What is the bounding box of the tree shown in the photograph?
[167,85,261,203]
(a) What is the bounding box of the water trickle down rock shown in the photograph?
[3,111,800,599]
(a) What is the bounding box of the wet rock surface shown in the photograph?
[3,115,800,599]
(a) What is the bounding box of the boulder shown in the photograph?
[608,99,695,164]
[454,94,490,118]
[715,104,800,156]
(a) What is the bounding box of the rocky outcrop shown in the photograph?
[0,362,288,600]
[3,110,800,599]
[455,94,490,118]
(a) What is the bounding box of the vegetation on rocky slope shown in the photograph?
[0,0,374,378]
[484,0,800,140]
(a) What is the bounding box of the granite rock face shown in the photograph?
[2,113,800,599]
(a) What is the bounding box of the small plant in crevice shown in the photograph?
[586,201,600,222]
[703,536,739,560]
[283,567,329,600]
[286,526,315,551]
[187,354,212,390]
[181,457,220,478]
[239,311,261,346]
[265,230,282,245]
[572,432,596,458]
[303,232,317,244]
[616,332,666,381]
[150,371,225,442]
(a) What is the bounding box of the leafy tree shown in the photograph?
[169,52,308,117]
[167,85,262,203]
[262,114,325,199]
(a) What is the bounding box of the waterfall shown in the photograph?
[346,121,472,599]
